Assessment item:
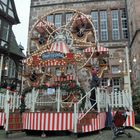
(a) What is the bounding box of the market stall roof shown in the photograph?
[50,41,70,54]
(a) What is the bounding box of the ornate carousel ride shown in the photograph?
[0,9,135,134]
[21,9,110,133]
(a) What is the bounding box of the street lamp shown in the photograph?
[133,56,136,63]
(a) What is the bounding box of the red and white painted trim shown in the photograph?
[22,111,134,133]
[22,112,107,132]
[22,112,74,131]
[0,112,5,127]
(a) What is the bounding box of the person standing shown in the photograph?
[90,68,100,110]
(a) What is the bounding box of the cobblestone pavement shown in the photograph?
[0,128,140,140]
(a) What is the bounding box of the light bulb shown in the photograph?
[119,58,123,63]
[133,57,136,62]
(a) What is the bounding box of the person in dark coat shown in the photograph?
[90,68,100,110]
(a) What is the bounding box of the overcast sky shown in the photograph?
[12,0,31,53]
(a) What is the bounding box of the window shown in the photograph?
[91,11,99,40]
[112,78,120,92]
[113,78,120,86]
[101,78,108,87]
[1,21,10,41]
[100,11,108,41]
[8,9,14,18]
[1,0,8,5]
[66,13,73,24]
[8,0,14,18]
[47,15,53,23]
[1,0,14,18]
[121,9,128,39]
[0,0,6,12]
[0,3,3,11]
[111,10,120,40]
[4,58,9,76]
[112,66,119,74]
[8,59,16,78]
[54,14,62,28]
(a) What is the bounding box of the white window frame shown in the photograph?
[54,14,62,28]
[100,11,108,41]
[112,65,120,74]
[111,10,120,40]
[2,21,10,41]
[8,59,16,78]
[66,13,73,24]
[47,15,53,23]
[112,78,120,92]
[91,11,99,40]
[121,9,128,39]
[101,78,108,87]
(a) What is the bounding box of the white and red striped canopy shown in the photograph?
[50,41,70,54]
[83,46,109,53]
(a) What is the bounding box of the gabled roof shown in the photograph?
[0,0,20,24]
[8,31,25,58]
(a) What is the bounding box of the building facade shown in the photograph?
[127,0,140,112]
[27,0,130,92]
[0,0,25,92]
[127,0,140,91]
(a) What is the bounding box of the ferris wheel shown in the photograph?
[23,9,108,110]
[28,9,98,70]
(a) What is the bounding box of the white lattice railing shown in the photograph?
[23,88,132,112]
[25,92,32,109]
[0,93,5,109]
[24,88,132,113]
[107,90,131,109]
[0,90,21,111]
[96,87,108,112]
[96,88,132,110]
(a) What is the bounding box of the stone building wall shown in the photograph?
[127,0,140,91]
[29,0,126,31]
